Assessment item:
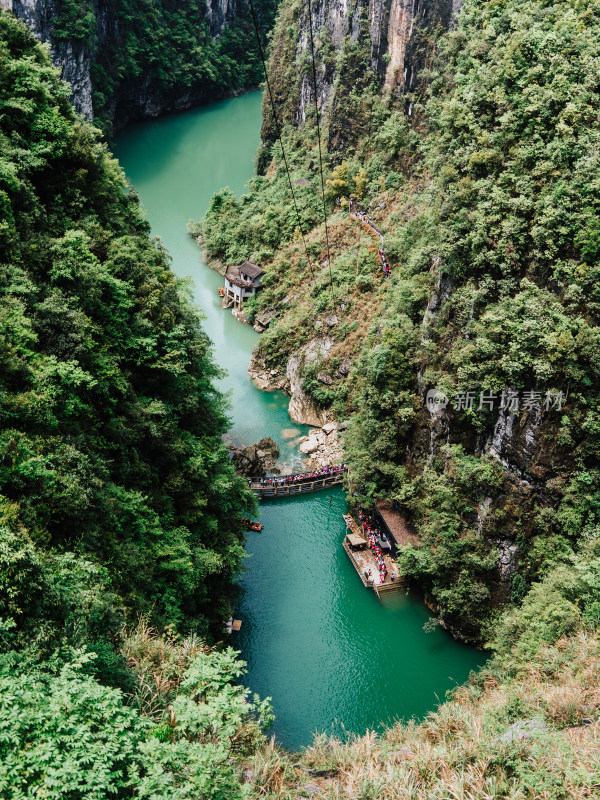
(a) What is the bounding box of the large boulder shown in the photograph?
[299,438,319,455]
[232,437,279,476]
[336,358,351,377]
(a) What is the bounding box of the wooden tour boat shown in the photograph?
[240,517,263,531]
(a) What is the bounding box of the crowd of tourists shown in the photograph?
[377,246,391,278]
[251,463,348,487]
[357,509,397,585]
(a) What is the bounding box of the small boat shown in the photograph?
[240,517,263,531]
[218,287,225,297]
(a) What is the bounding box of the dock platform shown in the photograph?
[342,513,364,538]
[341,514,405,600]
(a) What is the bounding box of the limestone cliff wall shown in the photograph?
[12,0,96,118]
[205,0,238,35]
[263,0,459,148]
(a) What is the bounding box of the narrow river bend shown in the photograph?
[113,92,485,751]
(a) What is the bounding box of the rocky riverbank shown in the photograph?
[247,350,288,392]
[246,340,348,470]
[200,248,349,471]
[248,343,337,428]
[298,422,347,470]
[230,424,348,477]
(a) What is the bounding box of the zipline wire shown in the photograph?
[305,0,335,306]
[247,0,315,278]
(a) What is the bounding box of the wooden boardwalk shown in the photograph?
[342,513,364,538]
[250,473,344,499]
[349,210,390,278]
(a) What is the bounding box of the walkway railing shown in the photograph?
[249,470,346,499]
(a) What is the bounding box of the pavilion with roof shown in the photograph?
[223,260,263,310]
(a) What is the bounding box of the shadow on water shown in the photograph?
[114,93,486,753]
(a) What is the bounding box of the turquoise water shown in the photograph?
[113,92,485,751]
[112,93,308,461]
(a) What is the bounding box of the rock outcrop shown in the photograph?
[286,337,333,427]
[205,0,238,36]
[231,437,279,476]
[248,350,288,392]
[249,337,335,427]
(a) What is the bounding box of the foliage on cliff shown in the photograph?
[0,11,255,638]
[0,13,270,796]
[52,0,278,134]
[348,0,600,637]
[0,5,253,646]
[199,0,600,641]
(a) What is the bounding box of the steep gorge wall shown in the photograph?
[248,0,463,431]
[262,0,459,151]
[10,0,98,118]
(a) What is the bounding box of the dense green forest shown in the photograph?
[4,0,600,794]
[53,0,278,134]
[200,0,600,641]
[0,13,273,797]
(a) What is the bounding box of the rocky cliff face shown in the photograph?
[12,0,96,118]
[248,343,332,428]
[263,0,460,149]
[205,0,238,35]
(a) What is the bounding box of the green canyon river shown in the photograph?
[113,92,485,751]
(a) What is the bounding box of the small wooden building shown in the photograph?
[223,260,262,310]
